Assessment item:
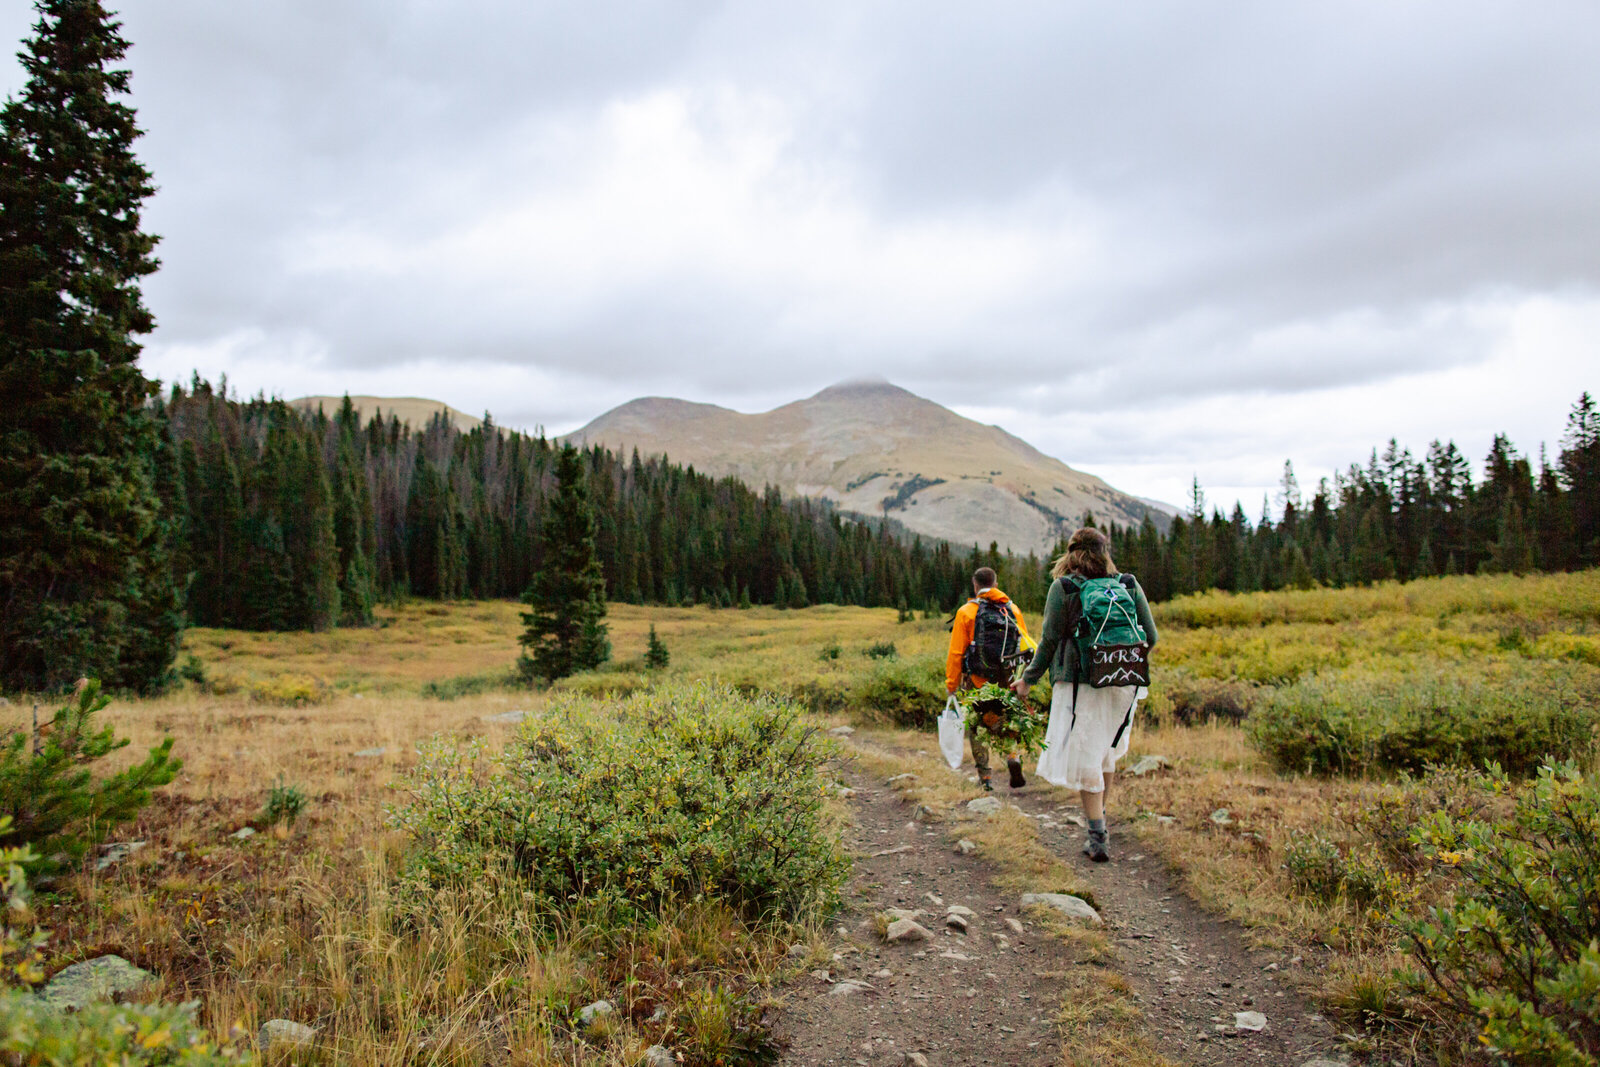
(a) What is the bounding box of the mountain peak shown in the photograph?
[812,377,915,401]
[565,383,1167,551]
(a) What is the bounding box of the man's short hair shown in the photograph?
[973,566,997,590]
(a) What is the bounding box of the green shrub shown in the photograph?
[420,669,515,699]
[391,684,847,922]
[2,819,45,987]
[862,641,897,660]
[1148,671,1260,726]
[849,660,944,727]
[1400,764,1600,1065]
[247,673,329,706]
[818,643,842,662]
[177,654,207,686]
[0,995,252,1064]
[263,776,306,827]
[0,681,180,872]
[1282,833,1346,904]
[552,671,653,699]
[1247,667,1597,777]
[1282,833,1403,910]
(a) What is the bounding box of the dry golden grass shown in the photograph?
[9,610,869,1064]
[177,599,944,699]
[22,574,1590,1062]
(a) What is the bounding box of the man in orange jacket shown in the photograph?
[946,566,1036,791]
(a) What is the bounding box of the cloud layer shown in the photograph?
[4,1,1596,508]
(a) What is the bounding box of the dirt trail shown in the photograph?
[773,743,1349,1067]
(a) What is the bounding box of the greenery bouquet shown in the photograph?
[961,683,1047,756]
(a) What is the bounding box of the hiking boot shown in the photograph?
[980,777,994,792]
[1007,757,1026,789]
[1082,830,1110,863]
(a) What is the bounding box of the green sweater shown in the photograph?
[1021,574,1158,687]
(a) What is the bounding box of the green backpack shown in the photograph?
[1066,574,1150,688]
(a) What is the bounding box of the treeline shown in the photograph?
[1098,393,1600,602]
[161,380,977,631]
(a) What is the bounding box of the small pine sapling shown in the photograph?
[0,681,179,872]
[644,624,670,670]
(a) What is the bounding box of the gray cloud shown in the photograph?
[4,0,1596,506]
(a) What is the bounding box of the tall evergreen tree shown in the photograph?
[0,1,176,691]
[1560,392,1600,565]
[518,444,610,683]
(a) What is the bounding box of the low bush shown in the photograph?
[247,673,329,706]
[421,669,516,699]
[262,775,306,827]
[862,641,897,660]
[391,684,847,922]
[1148,672,1260,726]
[0,996,251,1065]
[551,671,653,699]
[1247,666,1597,777]
[1400,764,1600,1065]
[849,660,945,727]
[1281,832,1406,910]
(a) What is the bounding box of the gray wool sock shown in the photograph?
[1088,818,1107,835]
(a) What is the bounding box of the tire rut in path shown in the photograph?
[774,745,1351,1067]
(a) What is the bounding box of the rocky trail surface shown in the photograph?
[773,743,1349,1067]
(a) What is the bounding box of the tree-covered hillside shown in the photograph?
[161,380,976,632]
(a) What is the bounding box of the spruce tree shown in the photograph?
[518,444,610,683]
[0,1,176,691]
[644,624,669,669]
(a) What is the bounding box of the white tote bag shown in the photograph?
[938,695,966,770]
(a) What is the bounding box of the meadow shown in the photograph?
[6,570,1599,1064]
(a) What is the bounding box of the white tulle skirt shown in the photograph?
[1034,682,1143,793]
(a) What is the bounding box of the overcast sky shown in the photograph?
[5,2,1597,512]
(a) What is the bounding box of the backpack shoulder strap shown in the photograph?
[1057,575,1086,636]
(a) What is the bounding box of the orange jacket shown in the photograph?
[945,587,1035,693]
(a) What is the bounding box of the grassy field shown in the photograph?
[8,570,1600,1064]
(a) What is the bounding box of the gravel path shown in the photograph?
[1000,775,1347,1065]
[773,746,1350,1067]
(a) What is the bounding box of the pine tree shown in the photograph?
[644,624,669,670]
[518,444,610,683]
[1560,392,1600,565]
[0,680,178,872]
[0,0,176,691]
[1489,496,1536,576]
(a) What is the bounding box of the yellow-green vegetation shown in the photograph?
[1118,569,1600,1064]
[394,684,847,922]
[9,568,1599,1065]
[2,681,839,1064]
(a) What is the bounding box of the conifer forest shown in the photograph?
[156,380,1600,633]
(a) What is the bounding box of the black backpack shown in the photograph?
[962,597,1022,678]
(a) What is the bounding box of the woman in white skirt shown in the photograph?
[1012,527,1157,862]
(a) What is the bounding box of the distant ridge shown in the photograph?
[566,380,1171,553]
[290,395,482,432]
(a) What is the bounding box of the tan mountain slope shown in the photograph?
[290,395,483,432]
[566,380,1169,553]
